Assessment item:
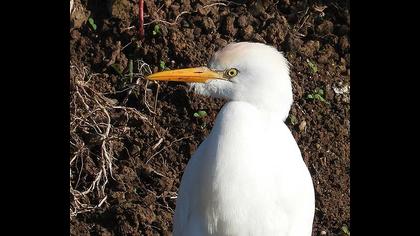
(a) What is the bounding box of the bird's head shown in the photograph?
[147,42,293,119]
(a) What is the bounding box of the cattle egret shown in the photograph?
[147,42,315,236]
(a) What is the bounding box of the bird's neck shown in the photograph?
[232,79,293,121]
[230,97,292,122]
[206,101,296,169]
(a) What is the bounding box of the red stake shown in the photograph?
[139,0,144,38]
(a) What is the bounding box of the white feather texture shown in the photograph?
[174,42,315,236]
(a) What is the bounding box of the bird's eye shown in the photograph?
[225,68,239,78]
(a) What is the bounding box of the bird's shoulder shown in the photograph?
[214,101,263,128]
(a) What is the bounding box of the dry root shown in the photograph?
[70,61,151,218]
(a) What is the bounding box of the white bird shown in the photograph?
[147,42,315,236]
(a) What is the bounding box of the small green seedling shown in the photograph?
[194,110,207,118]
[88,17,97,31]
[159,60,166,70]
[289,114,298,126]
[341,225,350,236]
[194,110,208,129]
[110,64,123,76]
[152,24,161,36]
[306,59,318,74]
[307,88,329,104]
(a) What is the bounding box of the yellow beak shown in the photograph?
[147,67,224,83]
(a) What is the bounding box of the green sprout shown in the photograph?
[88,17,97,31]
[193,110,207,118]
[306,59,318,74]
[159,60,166,70]
[307,88,329,104]
[110,64,123,76]
[194,110,208,129]
[152,24,161,36]
[289,114,298,126]
[341,225,350,236]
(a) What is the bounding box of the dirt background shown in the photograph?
[70,0,350,235]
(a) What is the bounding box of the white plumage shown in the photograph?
[148,42,315,236]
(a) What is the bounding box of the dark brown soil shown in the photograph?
[70,0,350,235]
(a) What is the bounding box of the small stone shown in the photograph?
[320,230,327,235]
[215,38,228,48]
[299,120,307,131]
